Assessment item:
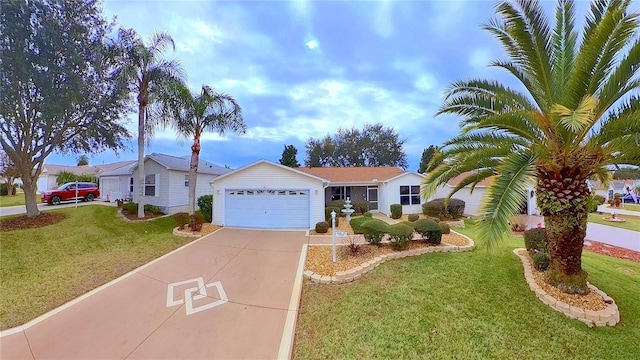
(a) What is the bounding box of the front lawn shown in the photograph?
[0,206,193,330]
[293,222,640,359]
[588,213,640,232]
[0,194,26,207]
[620,203,640,212]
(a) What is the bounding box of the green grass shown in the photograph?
[349,216,372,234]
[589,213,640,232]
[0,194,26,207]
[294,222,640,360]
[0,206,192,330]
[620,203,640,212]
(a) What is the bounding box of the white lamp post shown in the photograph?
[331,210,336,262]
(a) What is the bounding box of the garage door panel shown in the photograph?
[225,190,309,229]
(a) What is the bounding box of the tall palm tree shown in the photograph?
[118,29,185,218]
[159,84,246,217]
[423,0,640,294]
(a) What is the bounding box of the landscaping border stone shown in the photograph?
[117,209,171,223]
[172,227,203,238]
[304,231,475,284]
[513,248,620,327]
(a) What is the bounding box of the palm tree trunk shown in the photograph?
[137,104,146,219]
[537,169,590,294]
[188,135,200,216]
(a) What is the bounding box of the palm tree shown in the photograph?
[423,0,640,294]
[118,29,185,218]
[159,84,245,217]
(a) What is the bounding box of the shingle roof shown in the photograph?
[99,153,229,176]
[445,171,494,187]
[297,166,405,183]
[43,161,136,176]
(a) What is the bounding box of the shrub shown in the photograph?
[594,194,606,204]
[413,218,442,244]
[363,212,373,217]
[350,217,370,234]
[511,223,526,232]
[343,234,363,255]
[360,219,389,245]
[400,221,416,228]
[532,251,550,271]
[387,223,414,250]
[407,214,419,222]
[390,203,402,219]
[351,199,369,214]
[197,194,213,222]
[0,183,16,196]
[328,200,346,209]
[122,202,137,213]
[315,221,329,234]
[144,204,162,214]
[190,213,205,231]
[174,212,189,229]
[422,198,466,220]
[325,207,341,226]
[439,222,451,234]
[524,228,547,254]
[426,216,440,223]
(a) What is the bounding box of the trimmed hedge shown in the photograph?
[422,198,465,220]
[413,218,442,244]
[351,199,370,214]
[363,212,373,217]
[439,222,451,234]
[408,214,419,222]
[315,221,329,233]
[360,219,389,245]
[197,195,213,222]
[387,223,414,250]
[524,228,547,254]
[390,204,402,219]
[122,202,163,215]
[533,251,550,271]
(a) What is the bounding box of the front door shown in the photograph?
[367,187,378,210]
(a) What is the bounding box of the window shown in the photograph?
[400,185,420,205]
[129,177,134,193]
[184,174,189,187]
[331,186,351,201]
[144,174,157,196]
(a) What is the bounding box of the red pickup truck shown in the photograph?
[41,182,100,205]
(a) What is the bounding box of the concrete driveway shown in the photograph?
[0,228,308,359]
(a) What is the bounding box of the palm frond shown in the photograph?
[477,150,537,247]
[551,95,598,133]
[550,0,577,96]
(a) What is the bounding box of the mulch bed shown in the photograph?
[0,212,68,232]
[584,240,640,263]
[120,209,165,221]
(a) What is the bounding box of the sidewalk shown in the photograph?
[0,200,115,217]
[597,204,640,216]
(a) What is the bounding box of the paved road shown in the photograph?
[0,200,115,217]
[0,229,307,359]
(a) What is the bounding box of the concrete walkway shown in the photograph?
[597,204,640,217]
[0,229,307,359]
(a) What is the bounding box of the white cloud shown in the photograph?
[373,1,395,38]
[305,39,319,50]
[414,73,437,92]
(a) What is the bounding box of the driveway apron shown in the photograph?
[1,228,307,359]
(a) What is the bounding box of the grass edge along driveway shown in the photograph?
[0,206,193,330]
[293,221,640,360]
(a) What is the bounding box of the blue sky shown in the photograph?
[46,0,594,171]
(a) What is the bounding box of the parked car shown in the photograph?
[41,182,100,205]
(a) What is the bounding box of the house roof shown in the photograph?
[445,171,494,187]
[211,160,328,183]
[297,166,405,183]
[42,161,136,176]
[99,153,229,177]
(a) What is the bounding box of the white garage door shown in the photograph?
[100,178,120,201]
[225,189,310,229]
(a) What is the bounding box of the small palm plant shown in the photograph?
[423,0,640,294]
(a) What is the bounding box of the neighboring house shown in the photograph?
[36,161,135,192]
[587,179,639,201]
[99,153,229,215]
[209,160,426,229]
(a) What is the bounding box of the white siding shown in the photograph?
[428,185,487,217]
[131,160,167,210]
[379,173,425,216]
[211,162,324,229]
